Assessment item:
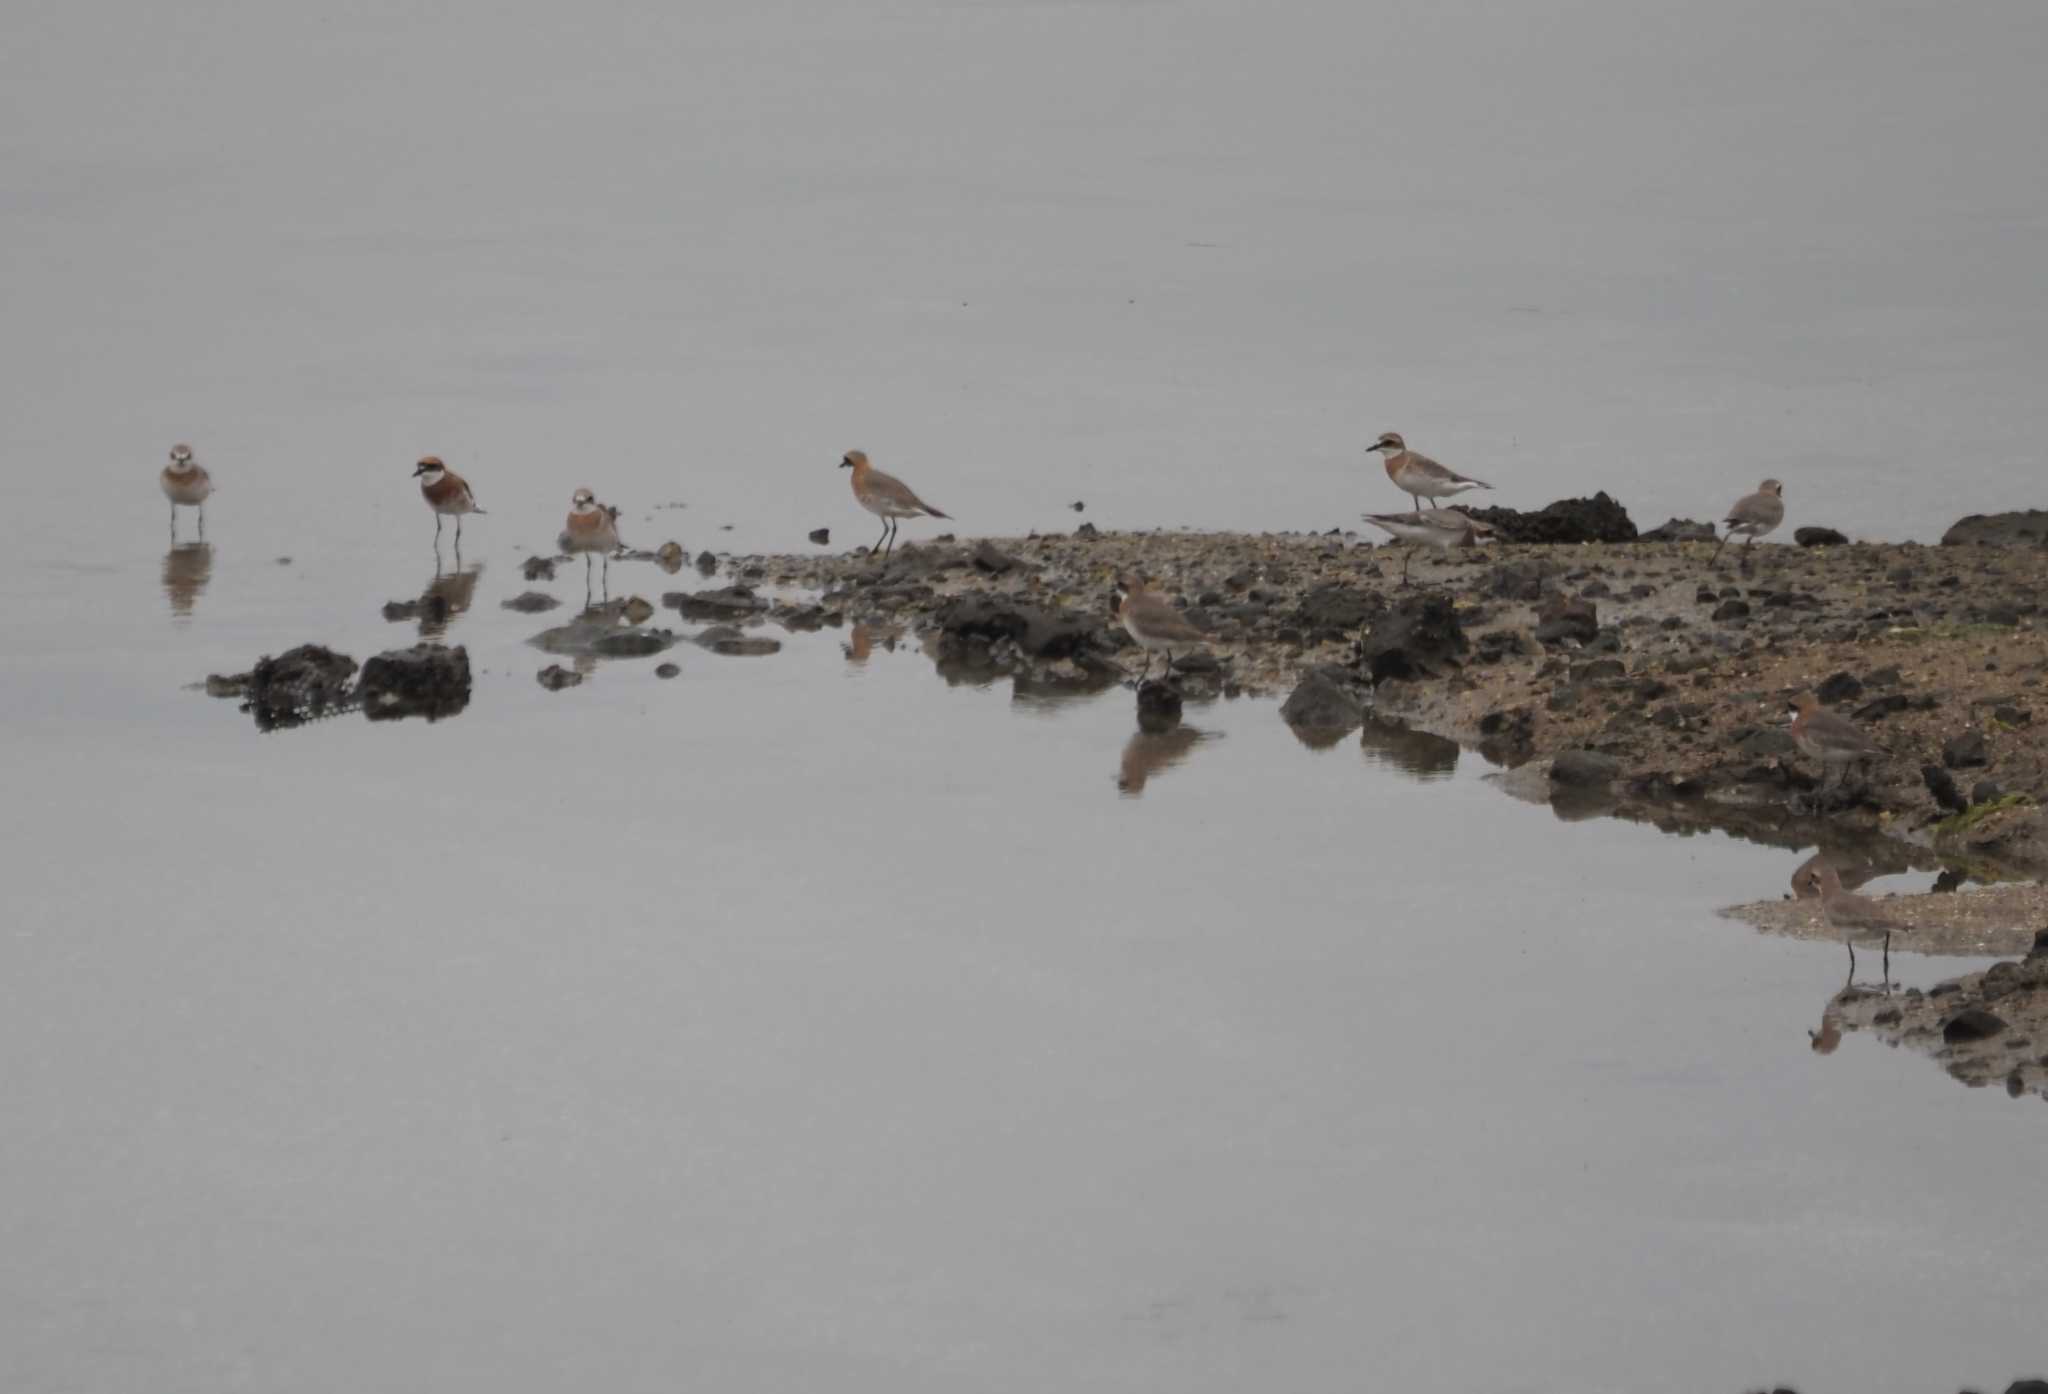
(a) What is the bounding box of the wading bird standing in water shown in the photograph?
[413,456,484,544]
[1113,576,1209,681]
[160,443,213,537]
[1795,860,1905,985]
[840,450,949,563]
[560,487,622,594]
[1368,432,1492,513]
[1712,478,1785,572]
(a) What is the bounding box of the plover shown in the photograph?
[1794,860,1904,982]
[1368,432,1492,513]
[839,450,949,562]
[559,488,623,588]
[413,456,484,543]
[1112,577,1208,680]
[1711,479,1785,571]
[1787,694,1887,804]
[1360,508,1494,583]
[160,444,213,536]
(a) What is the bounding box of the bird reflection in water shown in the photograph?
[844,621,903,667]
[387,550,483,639]
[1117,726,1214,797]
[162,542,214,619]
[1357,714,1460,780]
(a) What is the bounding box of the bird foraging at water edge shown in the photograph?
[1795,859,1906,982]
[413,456,484,543]
[840,450,949,562]
[1368,432,1492,513]
[1787,693,1887,806]
[1112,576,1210,681]
[559,488,623,587]
[160,443,213,535]
[1711,478,1785,570]
[1361,508,1494,583]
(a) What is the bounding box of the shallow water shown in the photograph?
[5,1,2047,1389]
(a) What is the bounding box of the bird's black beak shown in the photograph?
[837,459,852,469]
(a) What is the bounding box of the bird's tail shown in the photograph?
[923,506,951,520]
[472,507,488,515]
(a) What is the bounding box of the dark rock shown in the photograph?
[1942,730,1988,769]
[1854,694,1910,721]
[655,663,681,679]
[522,556,557,581]
[1075,522,1100,539]
[1971,779,2004,805]
[1639,517,1716,544]
[1549,749,1621,787]
[1941,510,2048,547]
[1070,500,1085,512]
[1711,598,1751,622]
[695,551,718,575]
[934,593,1102,660]
[1360,594,1468,682]
[358,644,471,721]
[501,591,561,614]
[1280,665,1367,736]
[1293,583,1381,640]
[243,645,359,730]
[536,664,582,691]
[1794,526,1849,548]
[1463,492,1637,545]
[1477,706,1536,765]
[203,673,247,699]
[654,540,685,573]
[1488,559,1559,600]
[1923,765,1967,814]
[1534,594,1599,645]
[1993,704,2032,727]
[1942,1007,2007,1042]
[1863,666,1903,687]
[808,528,831,546]
[1136,680,1183,733]
[1815,671,1864,704]
[691,626,782,657]
[664,585,768,620]
[970,540,1021,575]
[1569,657,1626,684]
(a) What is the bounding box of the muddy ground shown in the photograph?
[704,523,2048,878]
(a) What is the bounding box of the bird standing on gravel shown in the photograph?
[1712,479,1785,571]
[1787,694,1888,808]
[840,450,950,563]
[1368,432,1493,513]
[1112,577,1209,681]
[1361,508,1494,584]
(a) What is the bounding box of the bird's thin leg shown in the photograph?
[1427,496,1440,509]
[1882,932,1891,986]
[1846,938,1856,978]
[1408,492,1422,512]
[435,513,444,542]
[1401,547,1415,585]
[1739,532,1754,575]
[871,517,890,560]
[197,505,205,540]
[1710,531,1728,568]
[456,513,464,543]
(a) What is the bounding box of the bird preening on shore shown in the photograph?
[1787,693,1888,807]
[1361,508,1494,583]
[1713,478,1785,571]
[1369,432,1492,513]
[841,450,949,562]
[414,456,484,544]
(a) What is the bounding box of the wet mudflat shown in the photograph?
[3,541,2045,1394]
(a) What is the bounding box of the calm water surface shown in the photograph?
[5,1,2047,1389]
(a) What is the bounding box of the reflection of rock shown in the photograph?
[530,606,679,660]
[523,556,557,581]
[501,591,561,613]
[359,644,471,722]
[161,542,213,617]
[1813,930,2048,1101]
[537,665,583,691]
[1357,715,1458,779]
[690,626,782,656]
[1281,666,1366,742]
[663,585,769,620]
[1118,726,1213,796]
